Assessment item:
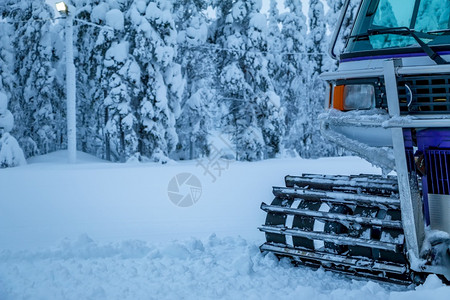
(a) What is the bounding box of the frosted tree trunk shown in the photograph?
[66,15,77,163]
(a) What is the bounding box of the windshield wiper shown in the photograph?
[352,26,448,65]
[427,29,450,34]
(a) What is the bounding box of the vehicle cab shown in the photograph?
[321,0,450,279]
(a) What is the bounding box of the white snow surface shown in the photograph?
[249,13,268,32]
[105,41,129,66]
[91,3,109,24]
[105,9,124,31]
[1,151,449,299]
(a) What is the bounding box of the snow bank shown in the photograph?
[0,152,383,251]
[27,150,105,165]
[0,153,448,299]
[1,234,449,300]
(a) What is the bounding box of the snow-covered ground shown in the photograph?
[1,151,449,299]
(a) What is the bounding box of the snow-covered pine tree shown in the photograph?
[212,0,284,161]
[246,3,285,159]
[0,91,27,168]
[104,20,141,162]
[130,0,182,162]
[103,42,141,162]
[173,0,216,160]
[266,0,282,97]
[308,0,328,75]
[301,0,336,158]
[72,0,109,158]
[0,21,14,98]
[70,0,137,162]
[5,0,65,158]
[278,0,307,154]
[91,1,141,162]
[0,5,27,167]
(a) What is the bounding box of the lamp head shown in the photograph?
[55,2,69,15]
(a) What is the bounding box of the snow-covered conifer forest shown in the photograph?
[0,0,352,165]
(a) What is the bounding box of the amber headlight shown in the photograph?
[332,84,375,111]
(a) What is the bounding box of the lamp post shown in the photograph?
[56,1,76,164]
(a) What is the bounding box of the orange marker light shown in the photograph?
[333,85,345,111]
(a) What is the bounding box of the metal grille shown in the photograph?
[425,149,450,195]
[397,75,450,114]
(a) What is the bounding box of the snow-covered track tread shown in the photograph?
[273,186,401,209]
[261,173,411,284]
[285,174,399,194]
[259,225,402,252]
[261,202,403,229]
[260,243,408,275]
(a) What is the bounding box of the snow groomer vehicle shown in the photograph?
[259,0,450,284]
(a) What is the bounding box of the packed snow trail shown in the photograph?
[1,151,450,299]
[0,151,381,251]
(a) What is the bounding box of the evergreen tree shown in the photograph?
[307,0,328,75]
[5,0,65,157]
[102,38,140,162]
[212,0,284,161]
[266,0,282,96]
[130,0,182,162]
[99,3,140,162]
[73,0,109,159]
[0,91,27,168]
[0,21,14,97]
[173,0,216,160]
[0,0,345,163]
[303,0,336,158]
[278,0,307,154]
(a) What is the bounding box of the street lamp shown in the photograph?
[56,1,76,164]
[55,2,68,15]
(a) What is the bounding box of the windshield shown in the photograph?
[346,0,450,53]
